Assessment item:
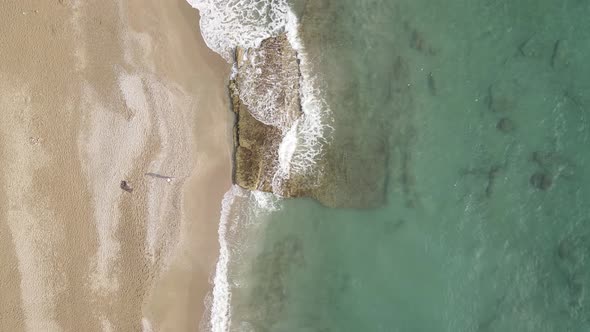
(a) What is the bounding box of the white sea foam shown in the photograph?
[207,186,245,332]
[277,119,299,175]
[237,44,301,131]
[187,1,332,331]
[204,186,282,332]
[284,10,333,176]
[188,0,331,193]
[186,0,291,62]
[251,190,282,212]
[269,10,333,194]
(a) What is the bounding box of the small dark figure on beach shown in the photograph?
[120,180,133,193]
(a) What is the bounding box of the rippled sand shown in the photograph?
[0,0,231,330]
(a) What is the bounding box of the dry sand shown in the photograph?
[0,0,231,331]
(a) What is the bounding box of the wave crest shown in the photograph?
[187,0,291,62]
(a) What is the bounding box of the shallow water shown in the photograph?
[211,0,590,331]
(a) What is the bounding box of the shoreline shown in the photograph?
[127,0,235,329]
[126,0,233,329]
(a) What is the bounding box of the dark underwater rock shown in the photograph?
[496,117,514,133]
[530,171,552,190]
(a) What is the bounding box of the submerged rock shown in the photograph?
[530,171,552,191]
[496,117,514,133]
[550,39,571,69]
[486,80,522,113]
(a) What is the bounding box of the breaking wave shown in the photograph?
[203,186,242,332]
[199,186,281,332]
[186,0,291,62]
[187,0,331,185]
[282,9,333,178]
[186,1,332,331]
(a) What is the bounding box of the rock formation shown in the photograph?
[230,33,391,209]
[230,33,302,193]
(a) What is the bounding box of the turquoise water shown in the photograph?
[224,0,590,331]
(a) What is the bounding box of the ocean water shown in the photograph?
[189,0,590,331]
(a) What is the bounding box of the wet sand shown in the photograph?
[0,0,231,331]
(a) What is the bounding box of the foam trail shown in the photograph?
[185,1,333,331]
[285,9,333,174]
[208,186,244,332]
[271,9,333,193]
[277,120,299,175]
[236,40,301,131]
[186,0,291,62]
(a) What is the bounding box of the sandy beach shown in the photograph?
[0,0,231,331]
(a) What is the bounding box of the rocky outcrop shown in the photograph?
[230,84,282,192]
[230,34,302,193]
[230,33,391,209]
